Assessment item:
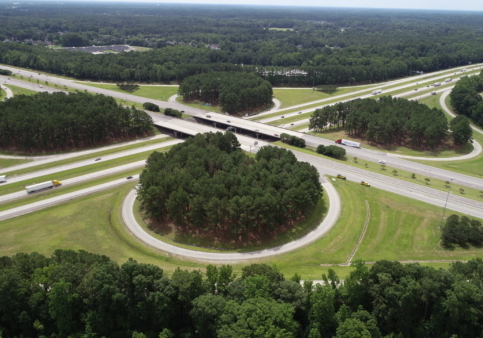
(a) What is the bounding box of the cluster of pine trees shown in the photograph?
[0,92,153,152]
[1,249,483,338]
[309,97,470,148]
[137,132,322,237]
[178,72,273,113]
[441,214,483,248]
[450,71,483,128]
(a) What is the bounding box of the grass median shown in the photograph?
[2,136,172,178]
[0,167,142,212]
[0,158,32,169]
[0,143,174,196]
[79,82,178,102]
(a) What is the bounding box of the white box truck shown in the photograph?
[0,175,6,183]
[25,180,62,193]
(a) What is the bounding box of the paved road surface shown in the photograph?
[122,180,341,262]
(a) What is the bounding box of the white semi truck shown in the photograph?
[25,180,62,193]
[335,139,361,148]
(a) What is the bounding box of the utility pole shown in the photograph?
[439,178,454,229]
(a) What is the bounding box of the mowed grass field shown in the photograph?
[2,176,480,279]
[80,83,179,102]
[273,87,355,108]
[5,84,36,96]
[0,158,32,169]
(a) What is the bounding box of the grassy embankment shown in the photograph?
[79,83,178,102]
[1,178,480,279]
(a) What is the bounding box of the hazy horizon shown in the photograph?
[19,0,483,12]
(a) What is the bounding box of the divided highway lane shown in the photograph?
[2,134,169,168]
[299,134,483,191]
[292,150,483,219]
[0,161,147,204]
[0,176,139,222]
[1,139,184,188]
[258,64,483,122]
[0,68,206,117]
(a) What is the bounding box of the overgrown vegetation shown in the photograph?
[138,132,322,238]
[1,250,483,338]
[116,83,139,93]
[0,68,12,76]
[280,133,306,148]
[310,96,471,149]
[0,92,153,152]
[143,102,160,112]
[164,108,182,118]
[450,71,483,128]
[441,214,483,248]
[316,144,346,159]
[2,4,483,86]
[179,72,273,113]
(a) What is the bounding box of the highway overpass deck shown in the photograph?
[154,117,269,152]
[193,112,304,140]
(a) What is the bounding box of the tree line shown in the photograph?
[309,97,471,149]
[0,92,153,152]
[137,132,323,237]
[1,249,483,338]
[450,71,483,128]
[178,72,273,113]
[1,3,483,86]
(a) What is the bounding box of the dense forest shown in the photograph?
[0,92,153,152]
[137,132,323,237]
[309,97,471,148]
[1,3,483,85]
[178,72,273,113]
[1,249,483,338]
[450,71,483,128]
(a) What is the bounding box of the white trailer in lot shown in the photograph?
[0,175,6,183]
[25,180,62,193]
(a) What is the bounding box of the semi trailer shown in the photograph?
[25,180,62,193]
[335,139,361,148]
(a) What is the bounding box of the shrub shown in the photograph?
[164,107,182,118]
[143,102,160,112]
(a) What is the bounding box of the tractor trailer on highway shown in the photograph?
[0,175,6,183]
[335,139,361,148]
[25,180,62,193]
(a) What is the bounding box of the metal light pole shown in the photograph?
[439,178,454,229]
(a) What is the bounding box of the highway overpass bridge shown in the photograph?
[154,112,306,144]
[153,115,272,153]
